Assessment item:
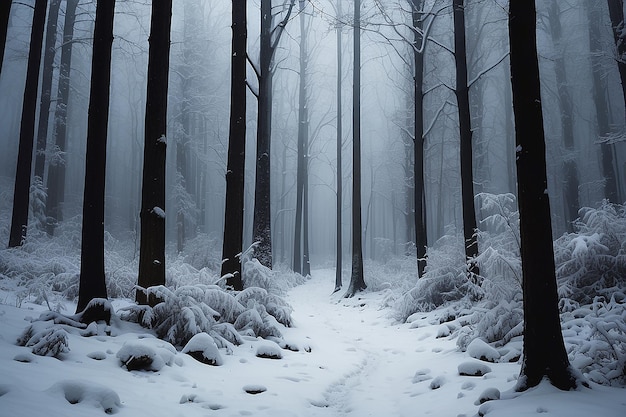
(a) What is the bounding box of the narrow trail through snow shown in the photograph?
[284,269,488,417]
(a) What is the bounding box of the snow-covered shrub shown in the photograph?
[394,233,480,321]
[236,287,293,327]
[562,293,626,386]
[139,285,224,347]
[555,201,626,305]
[18,325,69,358]
[475,193,522,302]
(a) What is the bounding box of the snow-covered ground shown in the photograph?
[0,269,624,417]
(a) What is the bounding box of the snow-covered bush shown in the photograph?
[124,282,294,348]
[555,201,626,305]
[17,324,69,358]
[562,293,626,386]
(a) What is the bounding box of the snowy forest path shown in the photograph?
[285,269,462,416]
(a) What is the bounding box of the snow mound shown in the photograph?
[116,338,176,371]
[255,341,283,359]
[458,361,492,376]
[467,338,501,362]
[46,380,121,414]
[182,333,223,366]
[475,387,500,405]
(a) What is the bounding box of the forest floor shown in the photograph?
[0,269,625,417]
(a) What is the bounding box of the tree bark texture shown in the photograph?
[453,0,479,279]
[221,0,247,291]
[76,0,115,312]
[137,0,172,305]
[8,0,47,248]
[509,0,579,391]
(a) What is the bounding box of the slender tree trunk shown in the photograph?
[453,0,479,280]
[294,0,310,275]
[509,0,580,391]
[412,0,427,277]
[34,0,61,182]
[253,0,275,269]
[334,0,343,292]
[252,0,295,269]
[221,0,247,291]
[76,0,115,312]
[548,0,580,231]
[586,2,620,203]
[8,0,47,248]
[303,119,311,276]
[136,0,172,306]
[345,0,366,298]
[0,1,11,75]
[607,0,626,121]
[46,0,78,235]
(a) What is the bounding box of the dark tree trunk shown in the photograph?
[76,0,115,313]
[252,0,295,269]
[334,0,343,292]
[221,0,247,291]
[34,0,61,182]
[294,0,310,276]
[453,0,479,280]
[509,0,579,391]
[136,0,172,306]
[607,0,626,121]
[8,0,47,248]
[253,0,275,269]
[548,0,580,231]
[345,0,366,298]
[252,0,278,269]
[412,0,427,278]
[46,0,79,236]
[0,1,11,74]
[586,2,620,203]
